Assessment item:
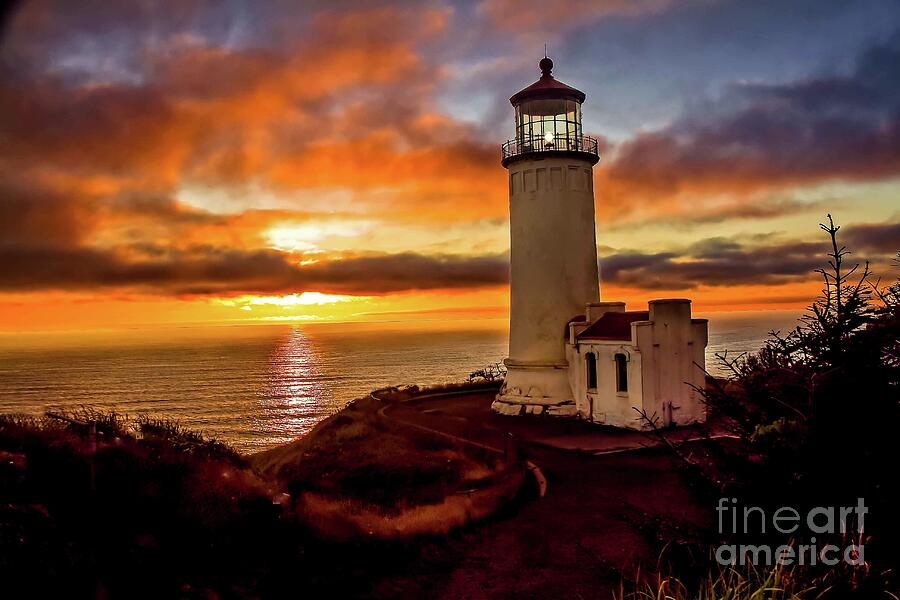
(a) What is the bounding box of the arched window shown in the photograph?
[615,353,628,392]
[586,352,598,391]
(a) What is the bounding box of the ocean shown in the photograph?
[0,311,801,452]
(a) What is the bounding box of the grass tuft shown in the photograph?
[619,562,814,600]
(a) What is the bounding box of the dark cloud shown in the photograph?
[603,30,900,209]
[606,197,827,230]
[0,185,97,246]
[600,246,819,290]
[0,175,222,252]
[1,216,893,296]
[0,79,187,176]
[842,221,900,254]
[601,221,899,290]
[0,244,510,295]
[298,252,509,293]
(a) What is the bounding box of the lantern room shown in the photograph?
[501,57,599,166]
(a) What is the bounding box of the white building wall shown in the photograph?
[566,342,587,417]
[506,156,600,364]
[633,321,656,422]
[568,299,708,429]
[568,340,646,427]
[495,155,600,416]
[635,300,707,426]
[685,318,710,423]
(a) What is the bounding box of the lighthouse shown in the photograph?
[493,58,709,427]
[493,57,601,417]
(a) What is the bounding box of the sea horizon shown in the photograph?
[1,309,802,452]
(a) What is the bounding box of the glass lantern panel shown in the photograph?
[515,98,583,150]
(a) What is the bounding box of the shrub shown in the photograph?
[689,216,899,597]
[0,410,281,597]
[467,362,507,382]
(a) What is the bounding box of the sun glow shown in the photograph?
[259,315,325,321]
[216,292,368,308]
[265,220,373,253]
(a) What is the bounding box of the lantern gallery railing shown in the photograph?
[501,134,599,162]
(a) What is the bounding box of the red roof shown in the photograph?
[576,311,649,341]
[510,57,587,105]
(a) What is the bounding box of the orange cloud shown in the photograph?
[2,1,898,331]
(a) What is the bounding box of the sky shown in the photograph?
[1,0,898,332]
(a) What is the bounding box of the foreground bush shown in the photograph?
[0,410,286,597]
[687,218,899,597]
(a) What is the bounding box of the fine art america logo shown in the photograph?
[715,498,867,566]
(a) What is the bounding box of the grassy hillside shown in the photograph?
[0,389,526,597]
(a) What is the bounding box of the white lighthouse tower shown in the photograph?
[493,57,601,417]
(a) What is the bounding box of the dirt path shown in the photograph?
[375,390,713,598]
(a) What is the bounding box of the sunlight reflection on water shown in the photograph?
[260,328,335,446]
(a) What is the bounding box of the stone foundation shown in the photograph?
[491,398,577,417]
[493,359,578,418]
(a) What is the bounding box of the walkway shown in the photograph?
[379,386,727,456]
